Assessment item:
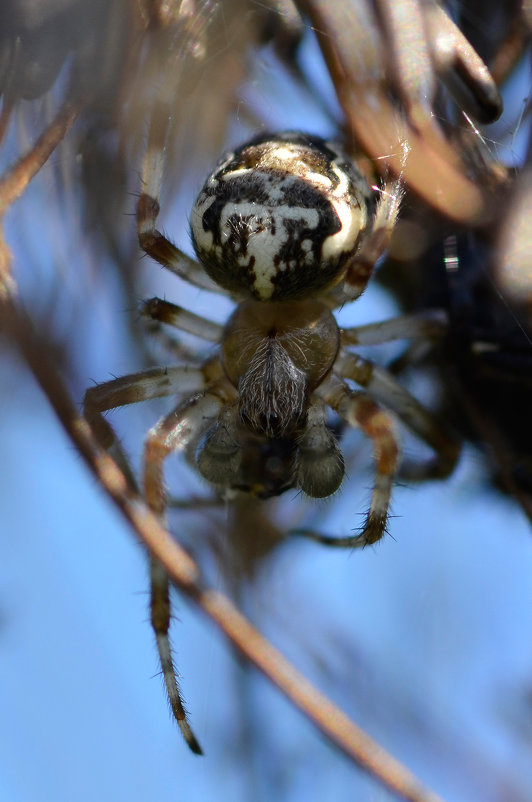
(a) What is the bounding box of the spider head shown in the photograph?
[190,132,375,301]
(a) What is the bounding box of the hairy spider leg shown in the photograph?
[85,288,231,751]
[84,365,208,483]
[328,173,403,306]
[140,296,225,373]
[335,351,460,479]
[288,308,459,546]
[143,391,224,754]
[341,310,448,347]
[342,310,450,375]
[293,374,399,548]
[86,371,226,755]
[136,109,227,294]
[141,297,223,343]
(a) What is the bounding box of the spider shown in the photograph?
[84,130,460,754]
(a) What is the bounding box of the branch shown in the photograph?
[0,99,80,297]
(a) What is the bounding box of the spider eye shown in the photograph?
[190,132,374,301]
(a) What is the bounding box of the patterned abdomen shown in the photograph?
[190,132,374,301]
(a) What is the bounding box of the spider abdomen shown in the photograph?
[190,132,375,301]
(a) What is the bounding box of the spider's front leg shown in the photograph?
[84,365,207,485]
[143,390,225,754]
[136,193,218,291]
[84,365,226,754]
[330,170,404,306]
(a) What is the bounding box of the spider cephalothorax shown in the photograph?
[198,297,344,498]
[85,131,459,754]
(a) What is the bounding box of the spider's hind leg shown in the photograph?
[335,350,460,481]
[149,554,203,754]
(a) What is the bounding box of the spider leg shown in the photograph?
[141,297,223,342]
[140,296,224,366]
[143,391,224,753]
[328,173,404,307]
[294,375,399,549]
[342,309,450,378]
[136,113,226,295]
[85,360,228,753]
[341,310,448,347]
[84,365,207,484]
[335,350,459,479]
[142,319,206,366]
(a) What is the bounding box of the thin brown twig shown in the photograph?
[0,100,80,215]
[296,0,502,225]
[0,98,80,297]
[1,297,445,802]
[0,98,13,147]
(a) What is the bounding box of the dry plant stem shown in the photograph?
[0,228,15,298]
[3,300,444,802]
[0,100,79,214]
[0,99,80,295]
[0,100,12,147]
[296,0,497,224]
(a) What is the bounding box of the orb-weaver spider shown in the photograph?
[84,131,459,753]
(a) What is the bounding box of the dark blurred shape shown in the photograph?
[448,235,532,519]
[385,228,532,525]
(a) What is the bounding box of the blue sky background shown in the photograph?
[1,14,532,802]
[2,329,532,802]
